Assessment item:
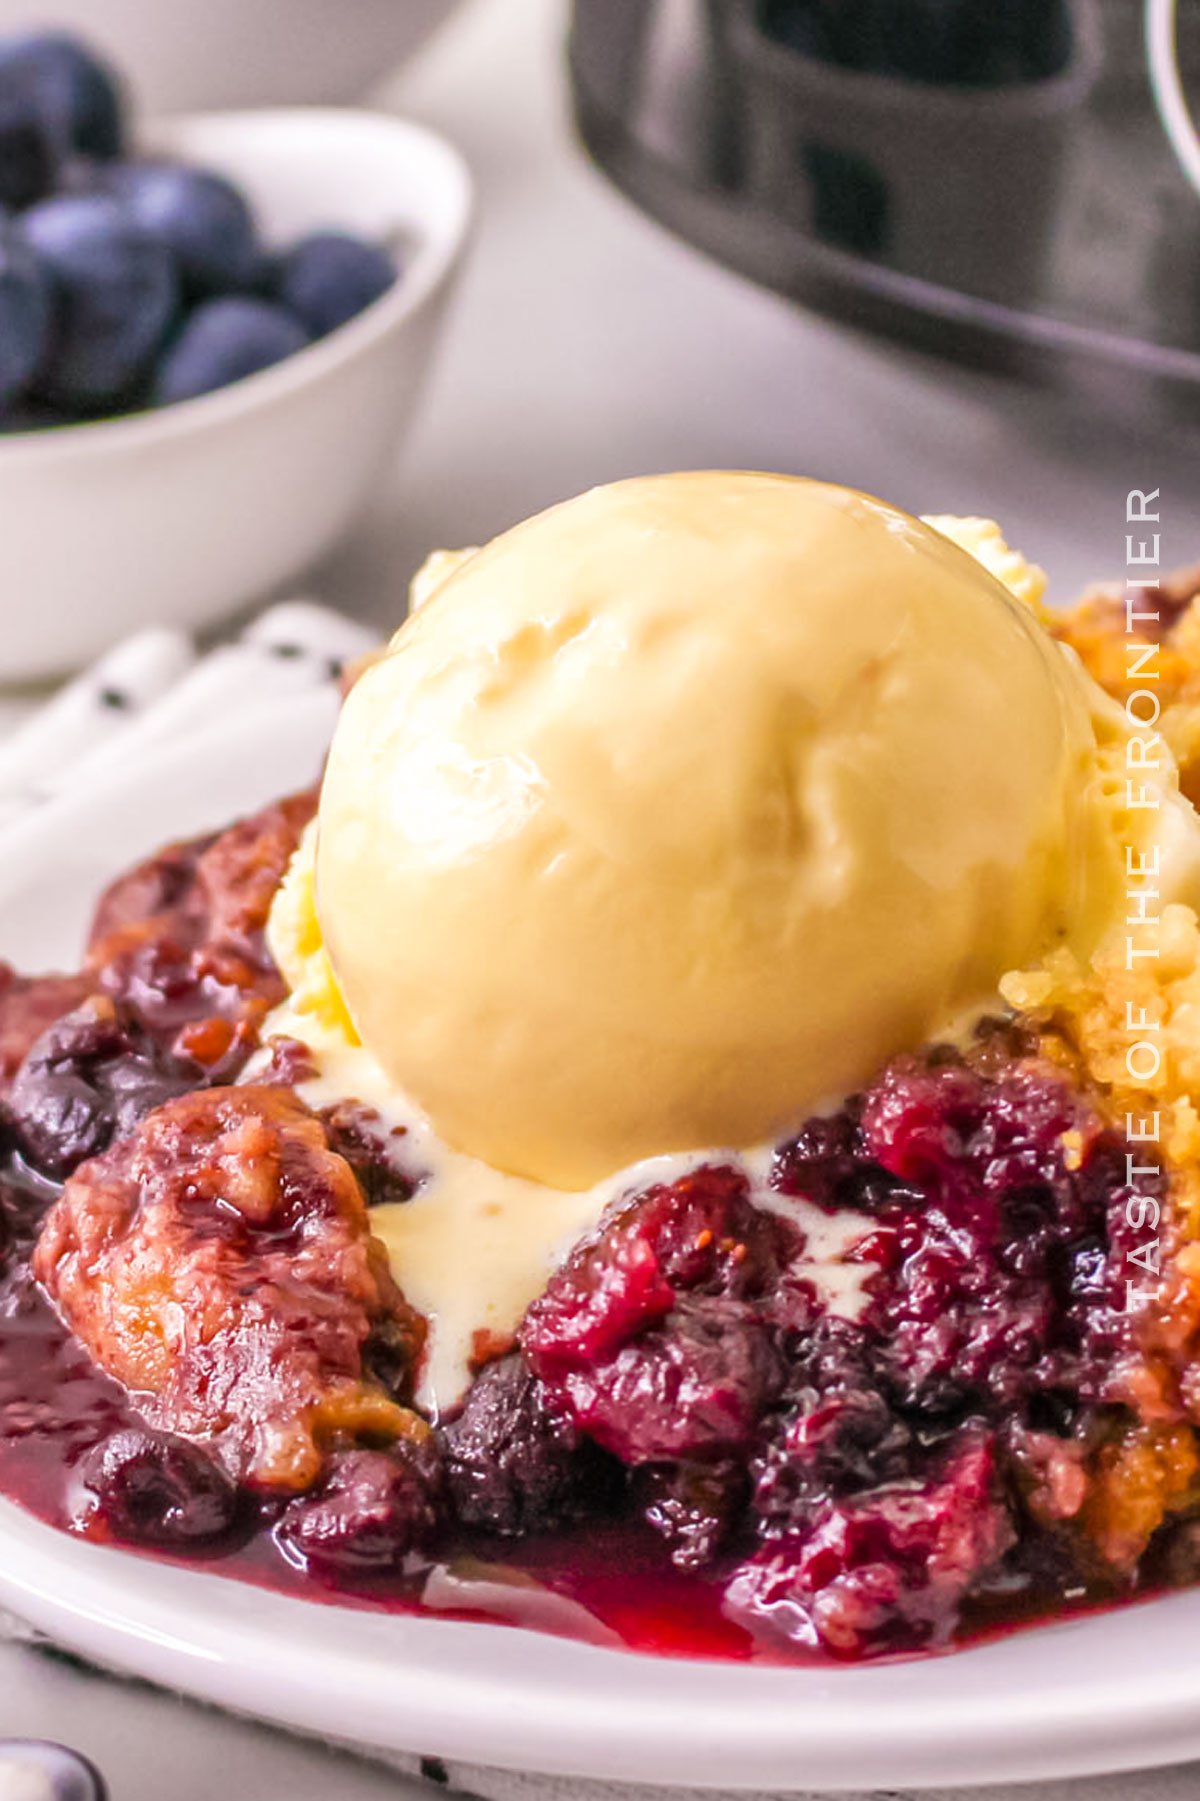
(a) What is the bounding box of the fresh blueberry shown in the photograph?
[272,230,395,338]
[0,217,49,409]
[110,162,263,298]
[0,31,124,162]
[0,72,57,210]
[56,156,119,198]
[21,194,177,408]
[155,296,308,404]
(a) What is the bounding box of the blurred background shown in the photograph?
[2,0,1200,700]
[356,0,1200,615]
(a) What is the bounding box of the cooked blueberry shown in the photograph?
[441,1354,620,1536]
[522,1166,788,1464]
[0,31,124,161]
[727,1434,1013,1657]
[77,1427,239,1548]
[0,218,48,408]
[320,1100,418,1207]
[111,162,262,298]
[275,1442,442,1575]
[752,1323,920,1540]
[21,194,177,407]
[7,997,195,1179]
[636,1459,746,1569]
[155,296,308,404]
[272,230,395,338]
[856,1053,1140,1410]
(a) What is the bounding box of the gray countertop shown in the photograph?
[0,1638,424,1800]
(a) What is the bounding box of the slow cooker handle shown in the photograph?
[1146,0,1200,196]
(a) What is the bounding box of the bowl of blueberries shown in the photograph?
[0,32,472,679]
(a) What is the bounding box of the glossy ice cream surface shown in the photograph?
[311,472,1137,1190]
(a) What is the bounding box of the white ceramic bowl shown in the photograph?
[0,107,472,681]
[0,0,459,111]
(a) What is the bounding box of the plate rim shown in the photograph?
[3,1496,1200,1792]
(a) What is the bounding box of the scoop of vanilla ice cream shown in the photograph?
[314,472,1128,1190]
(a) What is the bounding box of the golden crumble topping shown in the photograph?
[996,561,1200,1569]
[1050,565,1200,810]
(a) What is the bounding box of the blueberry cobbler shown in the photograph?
[4,475,1200,1665]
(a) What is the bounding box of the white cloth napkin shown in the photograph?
[0,618,1197,1799]
[0,601,377,831]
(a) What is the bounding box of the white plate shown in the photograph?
[1,693,1199,1793]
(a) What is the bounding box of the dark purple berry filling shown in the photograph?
[275,1441,442,1578]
